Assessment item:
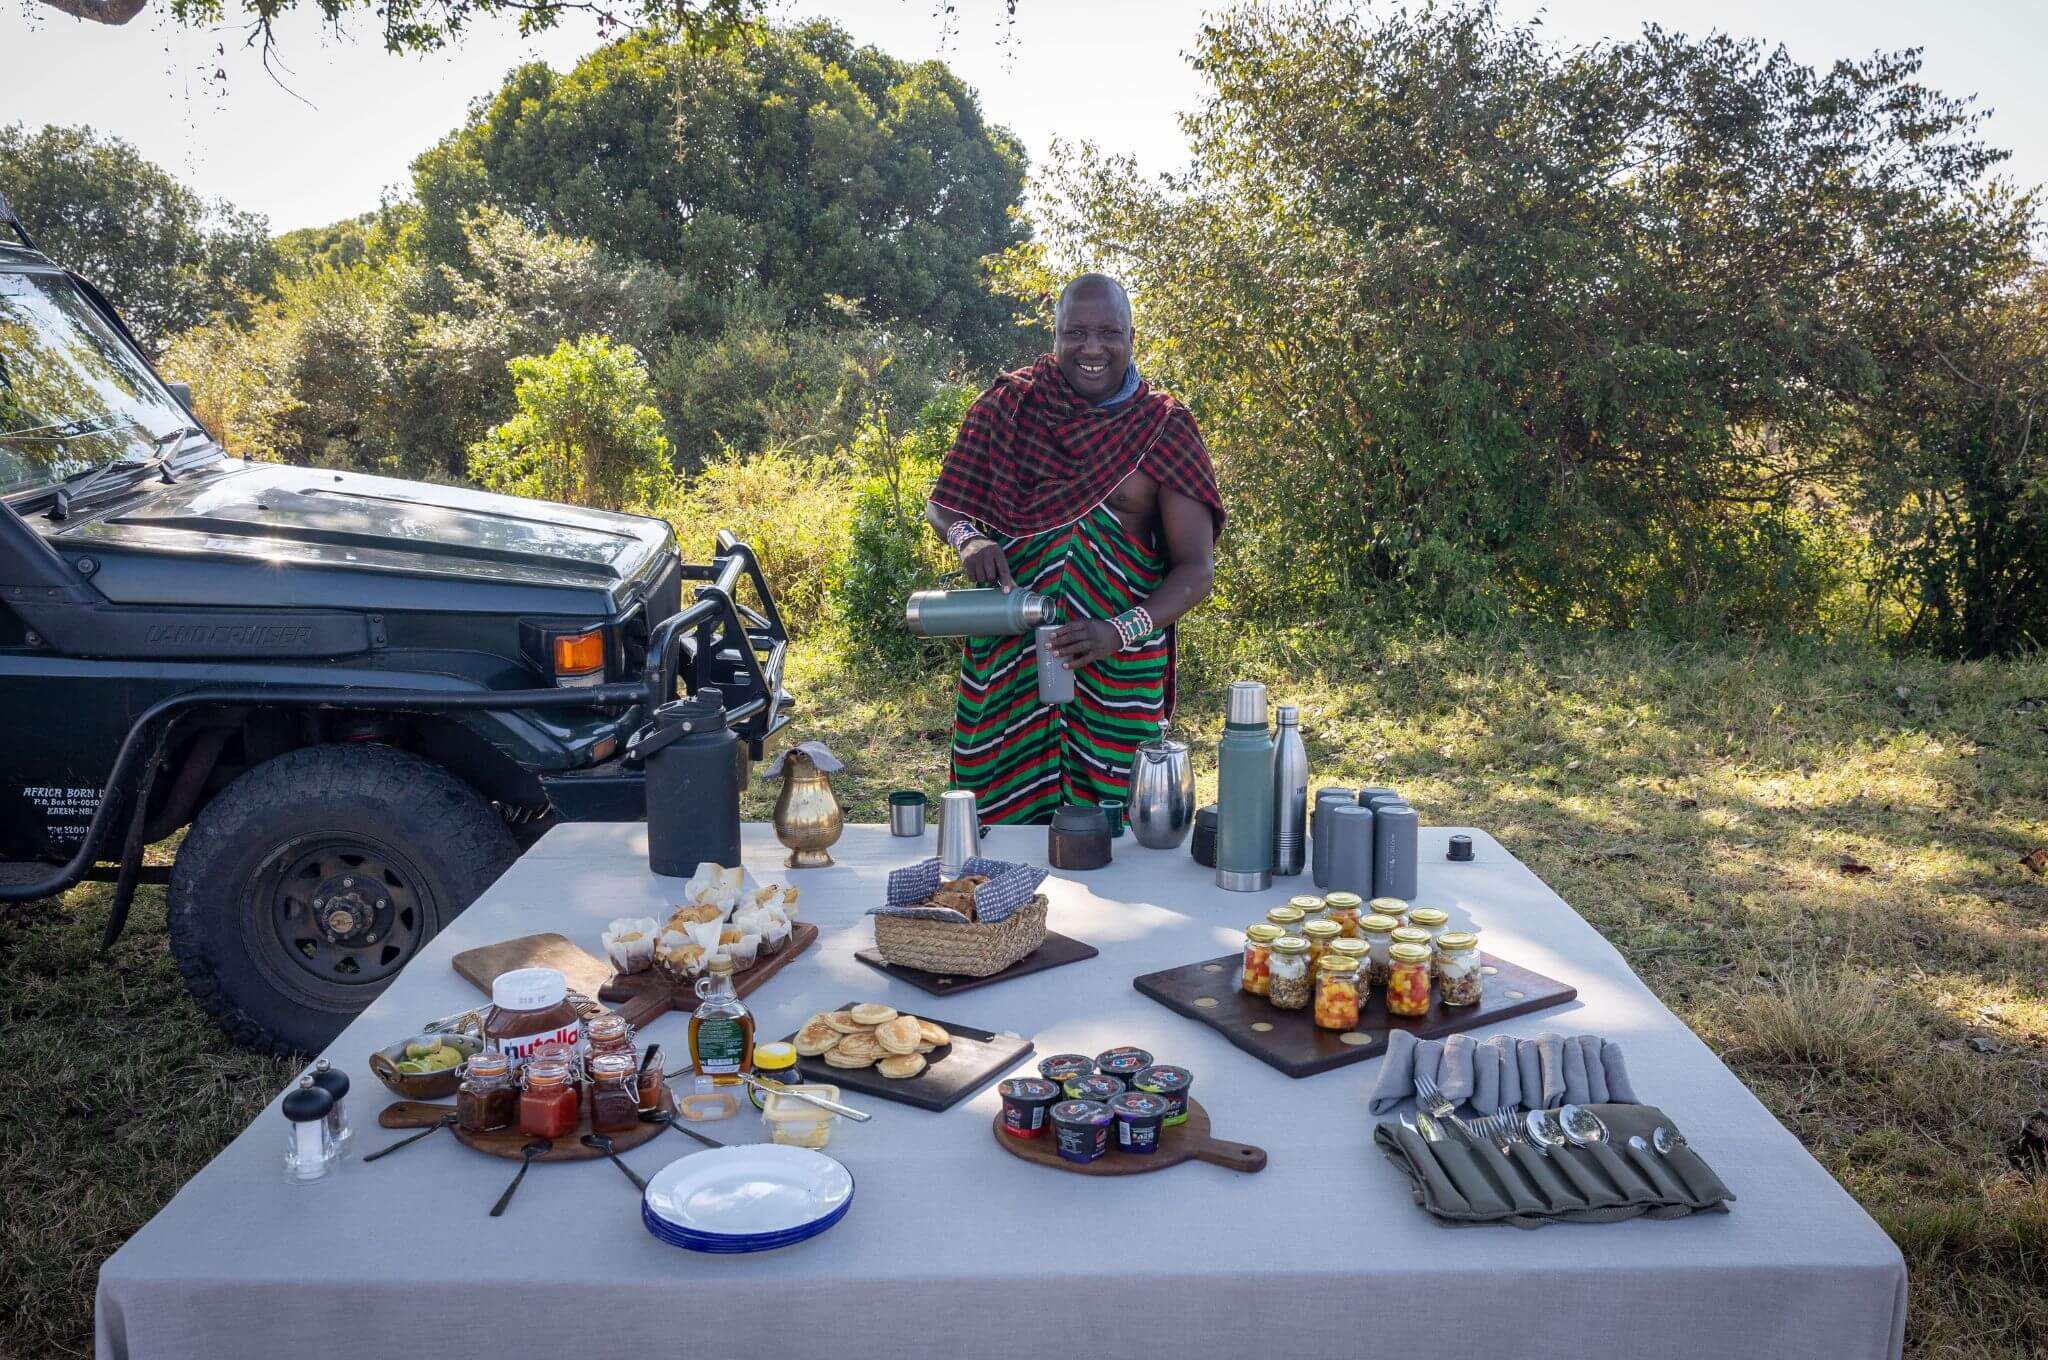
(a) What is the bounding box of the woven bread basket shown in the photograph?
[870,894,1050,977]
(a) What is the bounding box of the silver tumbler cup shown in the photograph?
[936,789,981,877]
[1372,801,1419,900]
[888,790,927,838]
[1310,788,1358,888]
[1324,803,1377,898]
[1035,625,1075,705]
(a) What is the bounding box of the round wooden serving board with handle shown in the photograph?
[377,1084,673,1163]
[992,1098,1266,1176]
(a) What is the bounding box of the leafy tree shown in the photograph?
[35,0,753,60]
[0,123,279,352]
[468,334,671,510]
[413,21,1031,366]
[1017,2,2033,636]
[833,386,973,672]
[274,203,417,277]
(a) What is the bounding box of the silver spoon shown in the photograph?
[1558,1104,1609,1147]
[1413,1111,1449,1143]
[490,1141,549,1217]
[1653,1125,1688,1157]
[1523,1109,1565,1155]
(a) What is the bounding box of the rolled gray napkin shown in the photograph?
[1368,1030,1640,1114]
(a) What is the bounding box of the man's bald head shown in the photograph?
[1055,273,1133,332]
[1053,273,1135,402]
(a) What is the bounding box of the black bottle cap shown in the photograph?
[282,1076,334,1123]
[310,1060,349,1101]
[1447,834,1474,862]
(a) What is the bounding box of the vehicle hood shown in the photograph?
[50,461,675,611]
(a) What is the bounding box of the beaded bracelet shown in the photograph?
[946,518,987,555]
[1112,606,1155,650]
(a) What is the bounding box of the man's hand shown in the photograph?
[960,537,1017,592]
[1048,619,1120,669]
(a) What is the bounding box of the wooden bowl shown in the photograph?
[367,1032,483,1100]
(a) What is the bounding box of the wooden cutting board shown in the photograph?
[451,923,818,1031]
[853,931,1100,997]
[1133,951,1577,1079]
[992,1098,1265,1176]
[783,1004,1033,1113]
[375,1084,673,1163]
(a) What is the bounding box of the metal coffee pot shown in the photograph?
[1128,730,1196,849]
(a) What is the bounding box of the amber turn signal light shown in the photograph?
[552,630,605,677]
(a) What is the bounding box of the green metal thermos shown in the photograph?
[1215,680,1276,892]
[903,588,1055,637]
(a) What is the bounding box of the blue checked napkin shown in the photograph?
[872,856,1046,924]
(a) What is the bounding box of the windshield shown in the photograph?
[0,269,197,497]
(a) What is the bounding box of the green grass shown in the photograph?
[5,629,2047,1356]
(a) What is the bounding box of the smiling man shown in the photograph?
[925,273,1224,824]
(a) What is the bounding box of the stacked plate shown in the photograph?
[641,1144,854,1254]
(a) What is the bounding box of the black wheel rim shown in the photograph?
[249,834,436,1001]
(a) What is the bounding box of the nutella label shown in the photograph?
[494,1022,582,1070]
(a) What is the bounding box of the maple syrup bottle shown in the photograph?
[688,953,755,1088]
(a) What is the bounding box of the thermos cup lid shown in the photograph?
[1275,703,1299,726]
[1226,680,1268,726]
[655,687,727,730]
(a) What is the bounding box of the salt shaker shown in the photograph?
[311,1059,352,1156]
[282,1077,335,1184]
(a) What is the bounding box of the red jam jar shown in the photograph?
[518,1055,579,1140]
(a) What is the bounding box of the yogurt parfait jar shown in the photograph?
[1368,897,1410,928]
[1435,931,1484,1006]
[1405,907,1450,968]
[1323,891,1364,938]
[1267,935,1312,1009]
[1357,914,1399,987]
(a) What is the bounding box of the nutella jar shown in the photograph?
[484,967,584,1073]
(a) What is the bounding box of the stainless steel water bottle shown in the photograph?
[904,588,1055,637]
[1271,704,1308,877]
[1215,681,1276,892]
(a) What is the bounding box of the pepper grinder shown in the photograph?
[282,1077,335,1184]
[310,1059,352,1157]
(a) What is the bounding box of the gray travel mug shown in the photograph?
[1364,789,1406,816]
[1310,788,1359,888]
[1323,803,1376,898]
[888,790,927,837]
[1373,801,1419,900]
[1035,625,1075,705]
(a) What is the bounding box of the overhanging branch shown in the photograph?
[34,0,149,23]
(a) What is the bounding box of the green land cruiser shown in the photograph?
[0,195,792,1054]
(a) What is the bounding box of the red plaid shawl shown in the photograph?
[930,355,1224,538]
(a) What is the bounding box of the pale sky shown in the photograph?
[1,0,2043,234]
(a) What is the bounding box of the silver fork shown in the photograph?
[1414,1072,1478,1142]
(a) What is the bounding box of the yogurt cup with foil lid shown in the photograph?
[1109,1090,1172,1154]
[998,1077,1064,1139]
[1131,1064,1193,1125]
[1050,1099,1113,1164]
[1064,1073,1128,1104]
[1093,1046,1154,1083]
[1039,1053,1096,1084]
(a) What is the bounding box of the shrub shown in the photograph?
[654,448,855,631]
[467,335,670,512]
[832,387,974,674]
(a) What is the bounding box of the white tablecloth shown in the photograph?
[96,822,1907,1360]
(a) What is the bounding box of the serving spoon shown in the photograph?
[363,1113,455,1162]
[491,1141,549,1217]
[581,1133,649,1192]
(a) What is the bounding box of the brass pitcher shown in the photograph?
[765,743,844,869]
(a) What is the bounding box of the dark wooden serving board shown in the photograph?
[451,923,818,1031]
[375,1084,673,1163]
[992,1098,1265,1176]
[1134,952,1577,1079]
[854,931,1099,996]
[783,1004,1033,1112]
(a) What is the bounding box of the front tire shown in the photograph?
[168,744,518,1056]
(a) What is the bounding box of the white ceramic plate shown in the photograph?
[643,1145,854,1239]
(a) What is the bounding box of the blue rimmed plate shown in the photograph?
[641,1144,853,1251]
